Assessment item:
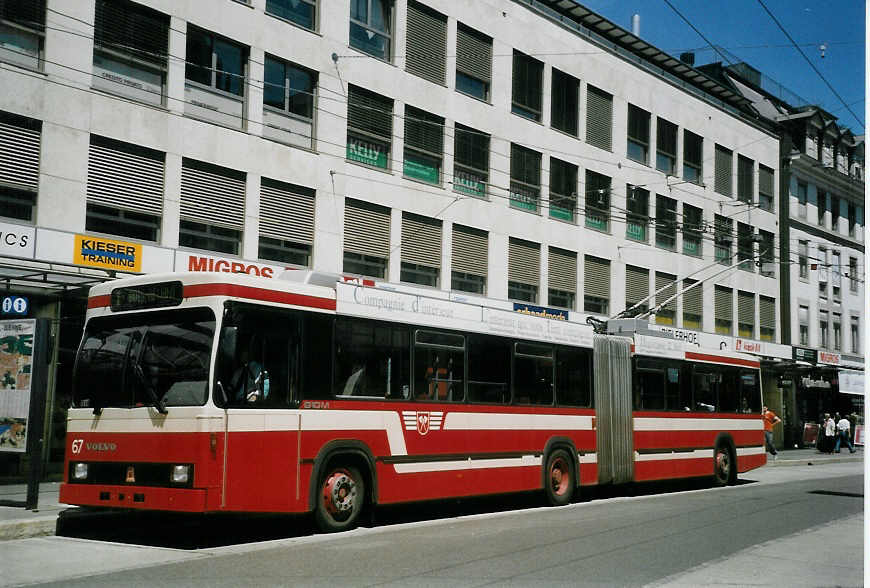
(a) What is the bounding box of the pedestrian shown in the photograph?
[821,413,836,453]
[762,405,781,459]
[834,413,857,453]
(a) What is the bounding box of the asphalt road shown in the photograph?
[4,462,864,587]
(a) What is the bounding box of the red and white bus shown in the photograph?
[61,271,766,531]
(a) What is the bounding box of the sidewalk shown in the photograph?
[0,448,862,542]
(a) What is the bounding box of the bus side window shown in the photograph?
[739,370,761,413]
[467,335,510,404]
[513,343,553,405]
[334,319,410,400]
[718,367,739,413]
[413,331,465,402]
[301,314,333,401]
[636,368,664,410]
[555,346,591,407]
[692,369,717,412]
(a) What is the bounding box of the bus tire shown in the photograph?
[314,465,365,532]
[545,449,575,506]
[713,440,737,487]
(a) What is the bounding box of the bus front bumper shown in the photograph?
[60,483,209,512]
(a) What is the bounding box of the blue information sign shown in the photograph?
[1,296,29,316]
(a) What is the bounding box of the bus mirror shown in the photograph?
[220,326,238,365]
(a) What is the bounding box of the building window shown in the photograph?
[185,26,246,96]
[266,0,316,30]
[714,144,732,197]
[655,272,677,325]
[759,230,774,277]
[625,265,649,316]
[405,1,446,84]
[714,286,732,335]
[831,195,840,232]
[179,220,241,255]
[682,204,703,257]
[683,279,702,330]
[346,85,392,170]
[832,250,842,299]
[93,0,169,105]
[511,51,543,121]
[508,238,539,303]
[263,55,316,148]
[683,130,702,184]
[86,135,164,242]
[833,313,842,351]
[759,295,775,341]
[798,306,809,346]
[797,182,807,219]
[626,186,649,242]
[549,158,577,222]
[798,241,809,280]
[455,23,491,101]
[0,0,44,69]
[584,255,610,315]
[403,106,444,184]
[451,224,487,295]
[849,257,858,292]
[714,215,732,265]
[737,291,754,338]
[343,198,390,279]
[851,316,859,353]
[737,155,753,204]
[655,194,677,250]
[819,310,829,349]
[586,85,612,151]
[585,170,610,232]
[510,144,541,212]
[848,201,857,236]
[818,246,828,299]
[758,165,774,211]
[817,191,827,226]
[737,222,754,272]
[258,178,314,267]
[548,247,576,309]
[0,111,41,221]
[551,68,579,136]
[655,118,677,175]
[350,0,392,61]
[626,104,650,164]
[400,213,442,287]
[453,124,489,197]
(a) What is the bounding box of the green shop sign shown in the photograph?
[626,221,645,240]
[454,169,486,197]
[347,136,388,169]
[403,153,439,184]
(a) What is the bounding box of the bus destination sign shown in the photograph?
[110,281,184,312]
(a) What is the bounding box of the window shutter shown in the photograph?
[759,165,773,196]
[508,238,539,286]
[1,0,45,31]
[760,296,775,330]
[405,107,443,156]
[714,145,732,196]
[657,118,677,156]
[738,291,754,326]
[683,280,702,316]
[738,155,754,201]
[259,178,315,244]
[94,0,168,66]
[401,212,441,267]
[584,256,610,299]
[405,1,446,85]
[344,198,390,257]
[452,224,487,277]
[625,265,648,306]
[0,114,40,191]
[456,24,491,84]
[348,85,393,141]
[180,158,245,230]
[87,135,164,216]
[655,272,676,313]
[714,286,732,322]
[548,247,576,292]
[586,86,612,150]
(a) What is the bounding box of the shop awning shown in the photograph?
[839,369,865,396]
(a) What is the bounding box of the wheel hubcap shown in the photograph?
[551,459,569,495]
[323,470,357,516]
[717,451,730,479]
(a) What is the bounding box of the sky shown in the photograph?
[583,0,865,134]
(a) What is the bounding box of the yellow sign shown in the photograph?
[74,235,142,272]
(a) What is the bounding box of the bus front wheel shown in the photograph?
[545,449,575,506]
[315,465,365,532]
[713,442,736,487]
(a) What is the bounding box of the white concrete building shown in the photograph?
[0,0,784,467]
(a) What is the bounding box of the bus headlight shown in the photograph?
[73,463,88,480]
[170,465,190,484]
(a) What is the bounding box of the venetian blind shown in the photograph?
[401,212,442,267]
[584,256,610,299]
[508,237,540,285]
[87,135,164,216]
[344,198,391,257]
[451,224,487,277]
[405,1,446,84]
[548,247,576,292]
[180,158,245,229]
[259,177,315,244]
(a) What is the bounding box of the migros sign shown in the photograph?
[177,252,283,278]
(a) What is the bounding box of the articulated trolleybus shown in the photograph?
[61,270,766,531]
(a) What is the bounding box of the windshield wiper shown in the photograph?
[131,331,168,415]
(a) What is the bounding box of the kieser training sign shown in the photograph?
[0,319,34,453]
[74,235,142,272]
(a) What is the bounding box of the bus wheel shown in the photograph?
[545,449,575,506]
[315,466,365,532]
[713,442,736,487]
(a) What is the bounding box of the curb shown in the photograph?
[0,516,57,541]
[767,454,863,467]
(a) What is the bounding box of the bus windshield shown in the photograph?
[73,308,216,410]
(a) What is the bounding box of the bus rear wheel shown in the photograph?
[545,449,575,506]
[315,465,365,532]
[713,442,736,487]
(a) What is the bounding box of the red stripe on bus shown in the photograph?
[88,295,110,309]
[685,351,760,368]
[183,283,336,310]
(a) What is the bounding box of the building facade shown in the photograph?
[0,0,785,472]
